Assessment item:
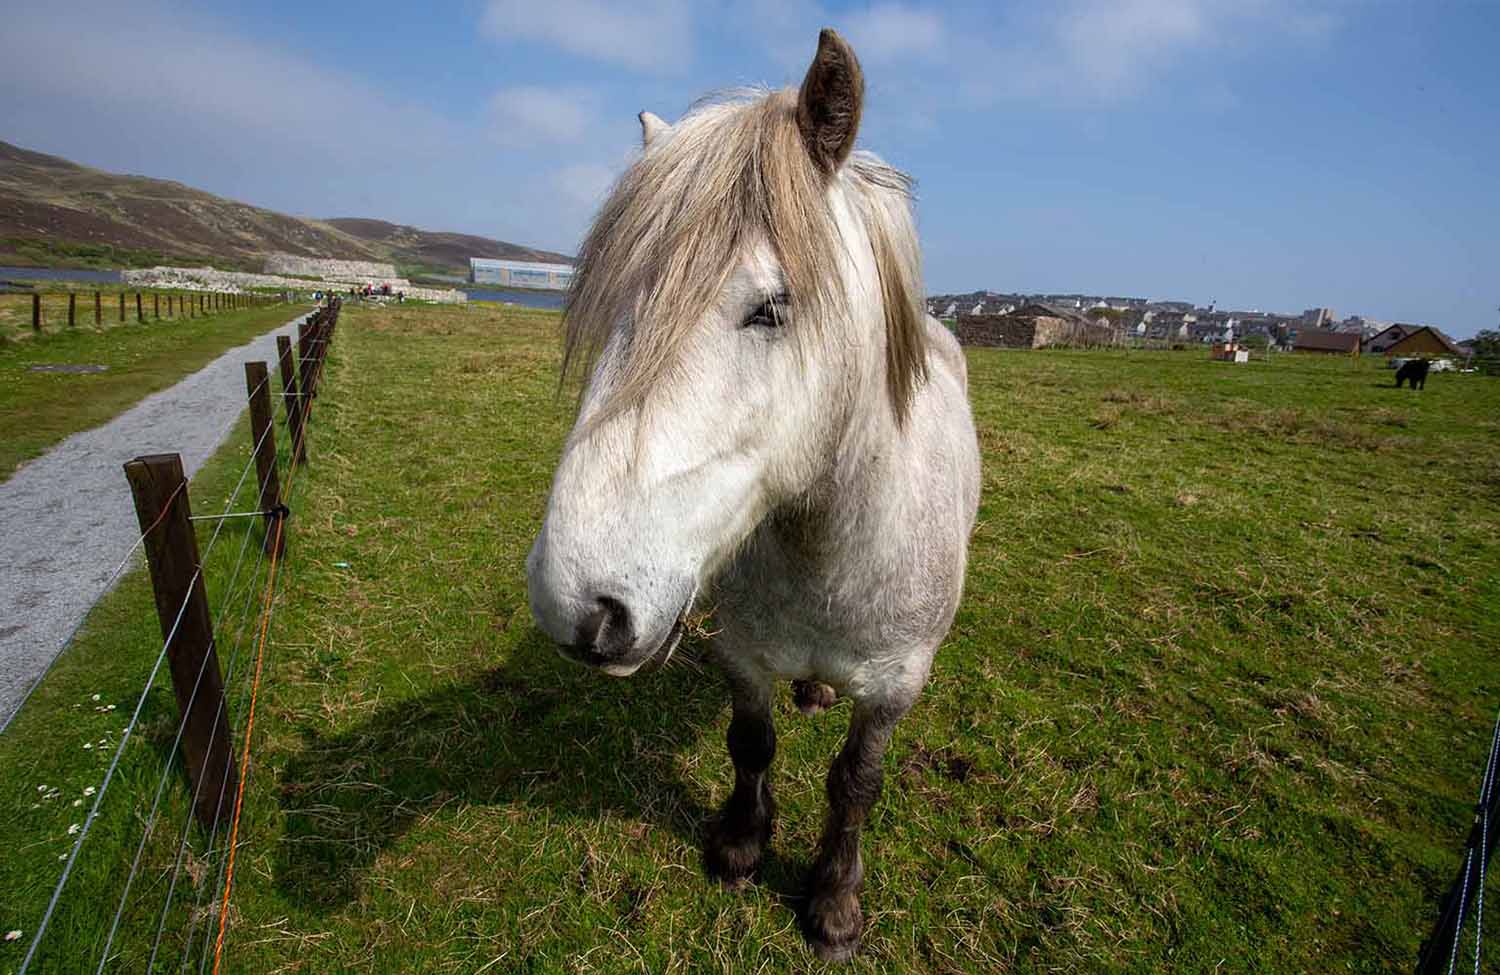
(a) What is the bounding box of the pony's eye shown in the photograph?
[742,293,789,329]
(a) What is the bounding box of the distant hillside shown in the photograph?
[324,218,571,274]
[0,139,567,276]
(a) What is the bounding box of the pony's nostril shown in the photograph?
[575,595,635,658]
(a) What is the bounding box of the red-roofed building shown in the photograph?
[1293,328,1361,356]
[1383,326,1468,360]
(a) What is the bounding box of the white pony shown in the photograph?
[527,29,979,961]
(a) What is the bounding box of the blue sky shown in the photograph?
[2,1,1496,336]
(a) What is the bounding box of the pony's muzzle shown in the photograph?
[526,530,694,677]
[572,595,636,662]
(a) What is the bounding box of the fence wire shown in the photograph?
[1421,707,1500,975]
[12,302,337,973]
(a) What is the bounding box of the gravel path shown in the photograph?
[0,311,314,730]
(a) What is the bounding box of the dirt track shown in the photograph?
[0,310,312,730]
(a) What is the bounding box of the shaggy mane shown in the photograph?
[563,88,927,425]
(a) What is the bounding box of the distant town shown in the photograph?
[927,290,1475,358]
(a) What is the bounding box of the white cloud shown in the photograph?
[1055,0,1209,93]
[0,0,613,255]
[489,86,600,146]
[481,0,694,73]
[0,0,463,168]
[958,0,1345,105]
[843,4,944,63]
[552,162,618,213]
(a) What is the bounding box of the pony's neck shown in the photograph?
[801,338,913,543]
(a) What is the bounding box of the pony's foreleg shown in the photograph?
[705,677,776,885]
[803,698,907,962]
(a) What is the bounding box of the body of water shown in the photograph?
[464,287,566,310]
[0,266,122,285]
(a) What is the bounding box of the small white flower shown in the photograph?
[72,799,83,807]
[82,743,92,750]
[91,694,101,702]
[58,853,67,860]
[106,704,116,711]
[4,930,20,942]
[67,823,80,835]
[36,784,46,792]
[83,787,96,796]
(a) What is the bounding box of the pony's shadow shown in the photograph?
[273,628,808,910]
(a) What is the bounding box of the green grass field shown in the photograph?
[2,302,1498,973]
[0,299,310,480]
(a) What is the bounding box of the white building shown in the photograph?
[469,258,575,291]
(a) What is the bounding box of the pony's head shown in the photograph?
[527,29,927,675]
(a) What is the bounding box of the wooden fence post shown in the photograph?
[136,292,143,323]
[119,292,126,323]
[244,362,286,555]
[154,293,160,319]
[94,291,102,326]
[122,453,239,829]
[32,293,41,332]
[68,293,76,328]
[298,319,316,403]
[276,335,306,464]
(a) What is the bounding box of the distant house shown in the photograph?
[1293,328,1361,356]
[1185,321,1223,344]
[1383,326,1468,360]
[1301,307,1335,328]
[1365,323,1424,354]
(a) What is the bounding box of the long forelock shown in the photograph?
[562,87,926,425]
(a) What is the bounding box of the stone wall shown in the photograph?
[957,313,1119,349]
[121,266,466,304]
[956,314,1036,348]
[263,253,398,281]
[1033,316,1119,349]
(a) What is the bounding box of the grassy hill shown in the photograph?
[0,139,568,276]
[323,217,571,279]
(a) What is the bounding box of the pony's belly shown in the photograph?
[711,595,930,699]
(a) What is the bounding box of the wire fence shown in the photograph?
[1,288,287,339]
[1418,708,1500,975]
[7,298,340,973]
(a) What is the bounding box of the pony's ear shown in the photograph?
[796,28,864,174]
[638,111,669,147]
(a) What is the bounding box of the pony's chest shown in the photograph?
[712,539,875,659]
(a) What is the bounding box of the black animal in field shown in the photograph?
[1395,358,1430,389]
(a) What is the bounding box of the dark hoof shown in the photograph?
[803,889,863,962]
[704,794,774,886]
[793,680,837,716]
